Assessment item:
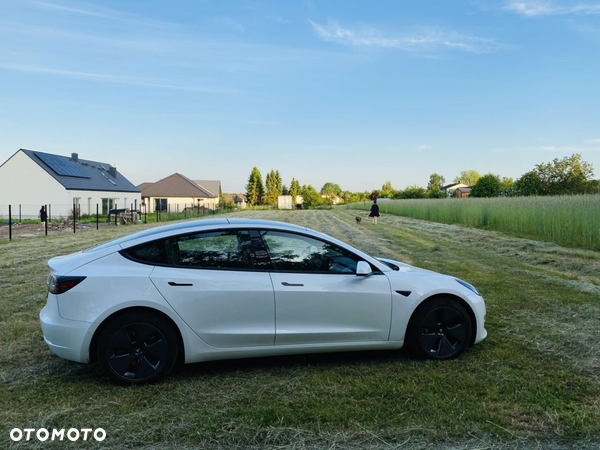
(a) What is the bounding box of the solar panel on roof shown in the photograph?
[36,153,91,178]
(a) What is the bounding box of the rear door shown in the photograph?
[148,229,275,348]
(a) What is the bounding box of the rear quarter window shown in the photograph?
[120,239,168,265]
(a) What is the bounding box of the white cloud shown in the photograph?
[309,20,499,54]
[490,140,600,153]
[505,1,600,16]
[28,0,175,28]
[0,63,227,93]
[417,145,433,151]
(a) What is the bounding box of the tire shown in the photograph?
[97,311,179,385]
[407,297,473,360]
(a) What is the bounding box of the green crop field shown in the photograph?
[351,194,600,251]
[1,209,599,449]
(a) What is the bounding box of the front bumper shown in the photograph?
[467,293,487,345]
[39,294,94,363]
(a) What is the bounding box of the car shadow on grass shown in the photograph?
[172,348,411,381]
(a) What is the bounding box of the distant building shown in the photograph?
[193,180,221,198]
[0,149,140,218]
[139,173,219,213]
[321,194,343,205]
[278,195,303,210]
[442,182,471,198]
[456,187,472,198]
[222,193,247,209]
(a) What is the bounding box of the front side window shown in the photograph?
[261,231,360,274]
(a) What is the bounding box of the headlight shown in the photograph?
[455,278,480,296]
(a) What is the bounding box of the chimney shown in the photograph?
[109,166,117,178]
[71,153,78,162]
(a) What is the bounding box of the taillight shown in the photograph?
[48,275,87,295]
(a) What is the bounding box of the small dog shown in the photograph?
[355,216,362,224]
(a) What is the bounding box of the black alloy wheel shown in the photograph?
[97,312,178,385]
[408,297,473,360]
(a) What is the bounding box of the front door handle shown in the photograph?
[281,282,304,287]
[168,282,193,287]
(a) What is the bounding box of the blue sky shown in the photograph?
[1,0,599,193]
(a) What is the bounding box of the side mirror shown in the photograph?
[356,261,373,277]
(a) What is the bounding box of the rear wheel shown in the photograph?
[97,311,179,385]
[407,297,472,360]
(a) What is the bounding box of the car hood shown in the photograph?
[376,257,435,274]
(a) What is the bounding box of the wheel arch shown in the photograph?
[406,293,477,347]
[89,306,185,364]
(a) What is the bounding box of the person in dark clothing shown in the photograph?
[368,199,380,224]
[39,206,47,224]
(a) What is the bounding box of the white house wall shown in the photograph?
[143,196,219,213]
[0,150,141,219]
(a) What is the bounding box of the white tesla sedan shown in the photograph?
[40,218,487,384]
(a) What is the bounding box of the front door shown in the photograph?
[261,230,392,345]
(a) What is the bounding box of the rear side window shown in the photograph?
[170,230,259,270]
[121,239,168,265]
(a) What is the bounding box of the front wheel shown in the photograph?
[407,297,473,360]
[97,311,179,385]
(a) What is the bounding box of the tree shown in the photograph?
[534,153,594,195]
[275,170,283,196]
[427,173,446,198]
[470,174,502,198]
[245,167,264,206]
[380,181,396,198]
[289,178,301,204]
[515,171,544,196]
[300,184,322,208]
[265,170,283,206]
[398,186,427,199]
[454,170,481,186]
[321,182,343,197]
[499,177,515,197]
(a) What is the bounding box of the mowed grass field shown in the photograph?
[1,209,599,449]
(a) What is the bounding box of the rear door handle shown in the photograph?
[168,282,193,287]
[281,282,304,287]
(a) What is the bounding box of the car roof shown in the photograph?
[85,218,308,253]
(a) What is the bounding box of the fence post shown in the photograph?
[19,204,21,223]
[144,204,147,224]
[131,203,133,224]
[8,205,12,241]
[49,204,51,224]
[96,204,99,230]
[114,208,117,226]
[45,204,48,236]
[73,202,76,233]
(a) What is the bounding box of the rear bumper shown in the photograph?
[40,295,94,363]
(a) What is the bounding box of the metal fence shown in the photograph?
[0,202,231,241]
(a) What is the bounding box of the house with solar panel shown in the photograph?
[0,149,141,218]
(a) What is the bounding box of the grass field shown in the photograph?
[1,209,599,449]
[350,195,600,251]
